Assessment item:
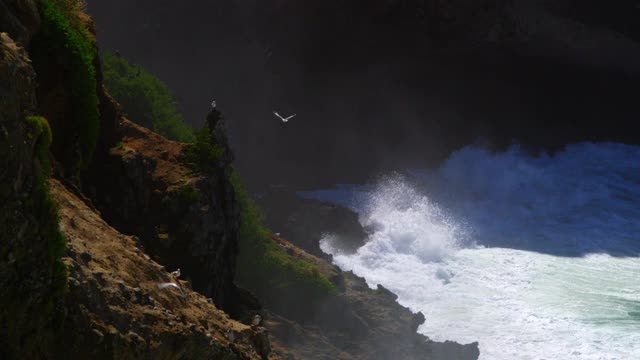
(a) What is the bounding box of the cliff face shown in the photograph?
[0,28,59,359]
[83,115,241,312]
[0,0,72,354]
[0,1,270,359]
[52,179,271,360]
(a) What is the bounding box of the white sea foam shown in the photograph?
[314,143,640,360]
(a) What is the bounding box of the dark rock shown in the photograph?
[257,189,367,257]
[80,251,93,263]
[251,327,272,360]
[267,270,479,360]
[0,0,40,46]
[0,30,57,358]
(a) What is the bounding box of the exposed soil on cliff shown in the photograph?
[116,118,192,191]
[52,178,275,359]
[84,111,241,311]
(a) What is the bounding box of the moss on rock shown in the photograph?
[30,0,99,179]
[24,115,68,299]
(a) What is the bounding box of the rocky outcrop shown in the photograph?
[257,189,367,257]
[83,115,241,312]
[52,179,273,359]
[251,235,479,360]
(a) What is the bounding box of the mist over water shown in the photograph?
[311,143,640,360]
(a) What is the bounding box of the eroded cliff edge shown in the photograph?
[0,1,479,359]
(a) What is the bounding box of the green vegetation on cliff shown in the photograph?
[0,116,67,357]
[182,125,224,173]
[102,51,195,142]
[30,0,99,177]
[24,116,68,298]
[231,171,337,309]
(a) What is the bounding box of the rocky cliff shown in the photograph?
[1,1,480,359]
[0,27,65,359]
[83,115,241,312]
[53,178,272,359]
[0,1,271,359]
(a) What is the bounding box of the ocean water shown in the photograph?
[305,143,640,360]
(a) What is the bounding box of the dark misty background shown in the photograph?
[86,0,640,190]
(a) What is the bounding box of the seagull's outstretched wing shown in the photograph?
[274,111,296,123]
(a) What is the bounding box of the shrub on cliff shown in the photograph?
[102,51,195,142]
[30,0,99,178]
[181,125,224,173]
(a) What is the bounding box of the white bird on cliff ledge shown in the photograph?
[273,111,296,123]
[251,314,262,327]
[170,268,181,278]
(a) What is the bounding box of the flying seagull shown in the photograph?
[157,282,187,298]
[273,111,296,123]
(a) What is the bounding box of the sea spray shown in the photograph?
[314,142,640,360]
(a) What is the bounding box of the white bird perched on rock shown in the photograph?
[251,314,262,327]
[157,282,187,298]
[273,111,296,123]
[170,268,181,278]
